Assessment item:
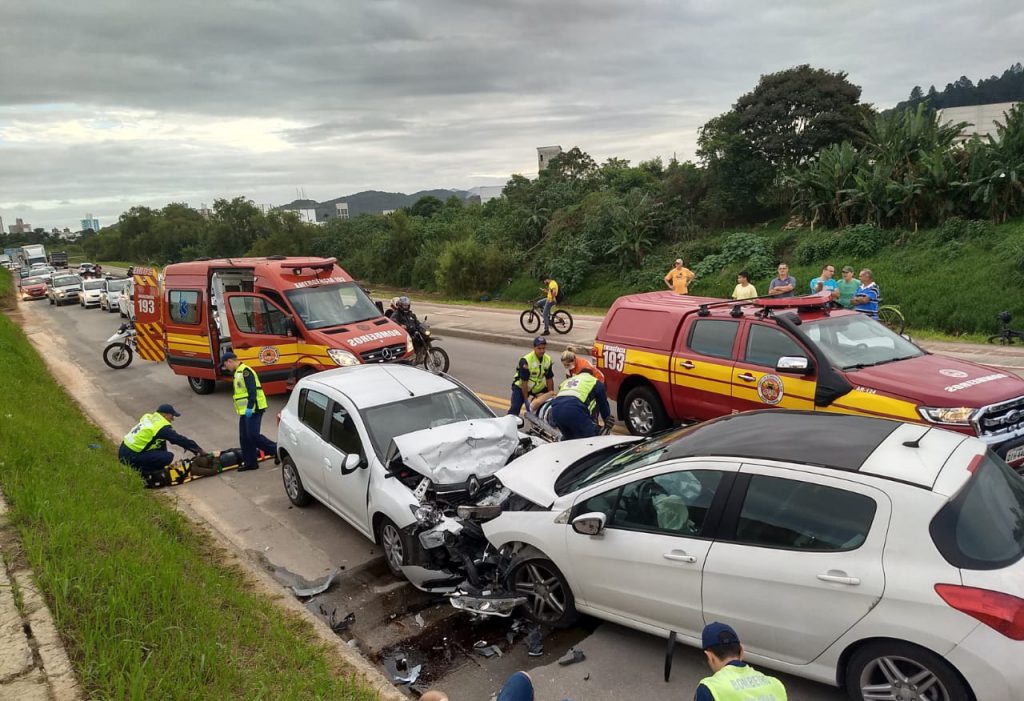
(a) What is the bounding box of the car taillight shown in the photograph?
[935,583,1024,640]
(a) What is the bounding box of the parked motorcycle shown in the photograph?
[103,321,137,369]
[411,316,450,374]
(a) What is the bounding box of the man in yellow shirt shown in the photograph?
[664,258,696,294]
[731,270,758,300]
[540,275,559,336]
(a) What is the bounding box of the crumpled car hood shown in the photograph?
[391,415,520,484]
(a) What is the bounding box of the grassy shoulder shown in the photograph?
[0,270,380,700]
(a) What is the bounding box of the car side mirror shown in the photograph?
[513,415,525,430]
[343,454,361,471]
[776,356,812,375]
[285,316,297,337]
[375,300,384,314]
[571,512,606,536]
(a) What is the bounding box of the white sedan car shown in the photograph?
[100,278,129,313]
[277,364,530,589]
[453,410,1024,701]
[79,278,106,308]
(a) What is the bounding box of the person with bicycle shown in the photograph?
[852,268,880,319]
[539,275,559,336]
[118,404,204,488]
[508,337,555,416]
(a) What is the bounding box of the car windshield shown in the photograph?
[53,276,82,287]
[555,425,697,495]
[23,277,45,285]
[284,281,382,330]
[803,313,924,370]
[107,280,128,292]
[84,280,105,290]
[360,388,493,459]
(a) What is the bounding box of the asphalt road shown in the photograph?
[16,295,842,700]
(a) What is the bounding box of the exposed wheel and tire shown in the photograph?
[622,385,670,436]
[102,343,133,369]
[424,347,450,374]
[281,455,313,507]
[187,376,216,394]
[988,334,1013,345]
[506,556,578,627]
[519,309,541,334]
[377,517,405,578]
[551,309,574,334]
[845,641,970,701]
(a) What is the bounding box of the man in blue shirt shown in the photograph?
[809,264,838,296]
[694,622,787,701]
[852,268,880,318]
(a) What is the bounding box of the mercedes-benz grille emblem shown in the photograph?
[380,347,393,360]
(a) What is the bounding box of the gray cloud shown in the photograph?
[0,0,1021,228]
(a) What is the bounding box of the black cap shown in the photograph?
[157,404,181,417]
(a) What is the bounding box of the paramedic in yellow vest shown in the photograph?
[221,352,277,472]
[695,622,787,701]
[547,371,613,440]
[118,404,203,487]
[508,337,555,416]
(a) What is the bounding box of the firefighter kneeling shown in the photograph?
[118,404,203,488]
[547,372,614,440]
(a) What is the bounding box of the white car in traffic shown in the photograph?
[277,364,531,589]
[446,410,1024,701]
[117,279,134,318]
[100,278,129,313]
[79,278,106,308]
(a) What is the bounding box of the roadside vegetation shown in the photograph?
[26,62,1024,336]
[0,272,379,700]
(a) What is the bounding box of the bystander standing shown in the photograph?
[835,266,859,308]
[768,264,796,297]
[809,264,838,296]
[852,268,880,318]
[664,258,696,295]
[731,271,758,300]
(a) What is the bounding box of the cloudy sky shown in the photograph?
[1,0,1020,230]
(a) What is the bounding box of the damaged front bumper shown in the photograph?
[449,589,526,617]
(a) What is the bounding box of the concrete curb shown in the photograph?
[0,493,83,700]
[8,310,407,701]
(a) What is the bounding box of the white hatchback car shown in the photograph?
[79,278,106,308]
[277,364,530,590]
[453,410,1024,701]
[100,277,129,313]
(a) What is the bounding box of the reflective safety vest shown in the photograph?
[557,372,597,401]
[513,352,553,395]
[122,412,171,453]
[699,663,787,701]
[233,362,268,415]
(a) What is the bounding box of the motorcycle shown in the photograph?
[103,321,137,369]
[410,316,450,374]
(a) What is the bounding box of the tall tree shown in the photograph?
[733,64,866,170]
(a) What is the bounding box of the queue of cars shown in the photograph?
[14,262,132,316]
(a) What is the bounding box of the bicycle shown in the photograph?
[988,311,1024,345]
[519,297,574,335]
[876,302,905,336]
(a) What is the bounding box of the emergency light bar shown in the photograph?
[279,257,337,275]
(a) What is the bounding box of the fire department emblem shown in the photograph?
[258,346,281,365]
[939,368,968,379]
[756,374,784,405]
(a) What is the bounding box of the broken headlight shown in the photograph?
[410,503,442,528]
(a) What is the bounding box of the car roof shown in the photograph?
[301,364,461,408]
[662,410,968,488]
[608,291,851,324]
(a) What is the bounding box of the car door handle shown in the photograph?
[323,457,332,470]
[737,373,756,382]
[663,550,698,563]
[679,360,695,369]
[817,572,861,585]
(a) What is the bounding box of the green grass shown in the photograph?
[96,260,139,269]
[0,272,380,700]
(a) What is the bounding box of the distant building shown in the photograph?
[381,209,395,216]
[537,145,563,170]
[335,202,350,220]
[294,209,318,224]
[196,203,213,219]
[8,218,31,235]
[80,213,100,232]
[478,186,505,204]
[0,216,4,234]
[938,102,1021,142]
